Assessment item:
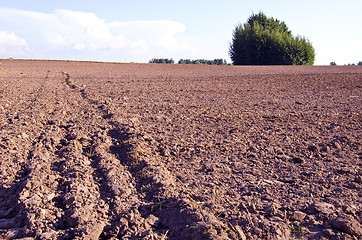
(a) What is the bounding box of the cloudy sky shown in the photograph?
[0,0,361,65]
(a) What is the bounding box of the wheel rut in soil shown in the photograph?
[61,72,223,239]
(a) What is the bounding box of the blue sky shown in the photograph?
[0,0,361,65]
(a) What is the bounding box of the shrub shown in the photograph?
[229,12,315,65]
[330,62,337,66]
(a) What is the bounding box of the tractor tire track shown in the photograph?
[64,72,225,239]
[52,127,108,239]
[63,71,151,238]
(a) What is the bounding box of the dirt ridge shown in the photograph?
[61,71,226,239]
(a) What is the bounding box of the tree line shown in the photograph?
[149,58,175,64]
[149,58,228,65]
[178,59,228,65]
[331,61,362,66]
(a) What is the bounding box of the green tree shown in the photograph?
[229,12,315,65]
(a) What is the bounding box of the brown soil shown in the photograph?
[0,60,361,240]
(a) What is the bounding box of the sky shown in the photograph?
[0,0,361,65]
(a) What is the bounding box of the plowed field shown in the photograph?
[0,60,361,239]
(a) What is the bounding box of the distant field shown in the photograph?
[0,60,361,239]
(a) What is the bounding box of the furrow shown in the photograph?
[65,71,222,239]
[86,131,137,238]
[52,127,108,239]
[62,71,150,238]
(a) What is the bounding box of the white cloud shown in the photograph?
[46,9,127,51]
[0,31,28,55]
[0,8,190,61]
[109,20,186,49]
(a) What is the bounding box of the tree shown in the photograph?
[330,62,337,66]
[229,12,315,65]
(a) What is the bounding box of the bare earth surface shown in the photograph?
[0,60,361,240]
